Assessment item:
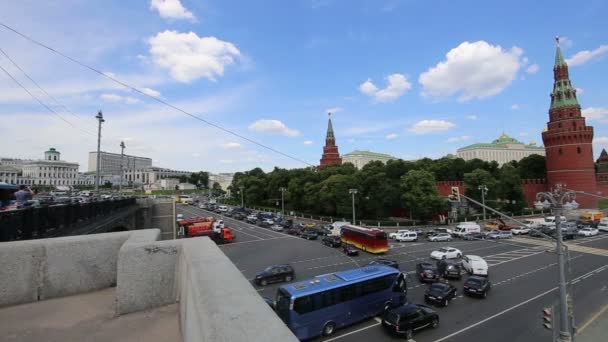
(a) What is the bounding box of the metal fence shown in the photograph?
[0,198,136,242]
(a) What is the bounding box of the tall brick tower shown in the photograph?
[542,37,597,208]
[320,112,342,167]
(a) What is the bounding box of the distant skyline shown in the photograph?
[1,0,607,172]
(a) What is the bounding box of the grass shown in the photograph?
[598,199,608,210]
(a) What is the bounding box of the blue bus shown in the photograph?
[275,265,407,340]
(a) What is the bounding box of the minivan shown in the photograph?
[218,205,228,213]
[461,255,488,276]
[453,223,481,237]
[396,232,418,242]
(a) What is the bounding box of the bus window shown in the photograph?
[394,273,407,293]
[294,295,313,315]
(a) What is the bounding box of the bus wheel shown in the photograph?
[322,322,336,336]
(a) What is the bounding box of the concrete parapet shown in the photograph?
[0,241,45,307]
[178,238,298,342]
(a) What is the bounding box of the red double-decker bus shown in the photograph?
[340,225,389,254]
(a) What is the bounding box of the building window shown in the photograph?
[558,122,562,128]
[559,148,563,155]
[572,121,576,128]
[577,147,581,154]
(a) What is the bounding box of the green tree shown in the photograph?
[496,164,526,214]
[400,170,447,221]
[463,169,497,204]
[189,171,209,188]
[317,174,358,217]
[518,154,546,179]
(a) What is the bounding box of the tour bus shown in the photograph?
[340,225,389,254]
[274,265,407,340]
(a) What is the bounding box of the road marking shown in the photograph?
[433,264,608,342]
[322,322,381,342]
[219,236,290,246]
[577,302,608,333]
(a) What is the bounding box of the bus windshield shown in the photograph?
[275,288,291,324]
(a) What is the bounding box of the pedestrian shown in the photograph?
[14,185,33,207]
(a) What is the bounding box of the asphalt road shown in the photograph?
[176,204,608,342]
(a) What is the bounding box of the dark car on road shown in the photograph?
[254,264,295,286]
[368,258,399,269]
[286,227,302,236]
[310,227,329,236]
[343,244,359,256]
[416,262,439,283]
[436,259,462,279]
[322,236,342,247]
[462,232,485,241]
[463,276,492,298]
[301,231,318,240]
[382,303,439,340]
[424,282,457,307]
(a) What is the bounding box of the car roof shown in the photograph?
[418,262,435,268]
[465,255,483,260]
[390,303,420,314]
[430,282,450,289]
[467,275,486,281]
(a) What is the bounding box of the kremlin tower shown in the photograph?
[542,37,597,208]
[320,113,342,167]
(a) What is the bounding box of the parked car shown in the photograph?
[301,231,318,240]
[416,262,439,283]
[368,258,399,269]
[597,218,608,232]
[310,227,329,236]
[428,233,452,242]
[462,232,485,240]
[395,231,418,242]
[511,226,531,235]
[578,227,599,237]
[488,230,512,239]
[343,244,359,256]
[453,222,481,238]
[286,227,303,236]
[246,215,258,224]
[463,275,491,298]
[389,230,412,239]
[436,259,462,279]
[430,247,462,260]
[382,304,439,340]
[424,282,457,307]
[322,236,342,247]
[461,255,488,276]
[270,224,284,232]
[254,265,295,286]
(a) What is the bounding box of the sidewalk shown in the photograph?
[576,303,608,342]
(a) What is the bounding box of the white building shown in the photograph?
[0,165,20,184]
[208,173,234,190]
[456,133,545,165]
[342,150,395,170]
[88,151,152,174]
[14,148,81,187]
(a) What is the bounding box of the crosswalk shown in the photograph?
[511,237,608,257]
[483,246,547,266]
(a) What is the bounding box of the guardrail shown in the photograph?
[0,198,136,242]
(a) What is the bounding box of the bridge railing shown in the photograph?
[0,198,136,242]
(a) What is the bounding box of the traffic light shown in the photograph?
[542,308,552,330]
[449,186,461,202]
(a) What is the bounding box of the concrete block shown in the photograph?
[116,239,180,315]
[179,238,298,342]
[0,241,45,307]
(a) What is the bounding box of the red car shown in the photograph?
[343,244,359,256]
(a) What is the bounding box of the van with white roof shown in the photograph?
[453,222,481,238]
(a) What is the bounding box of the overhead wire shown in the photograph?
[0,21,315,167]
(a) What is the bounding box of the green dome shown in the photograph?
[492,133,523,145]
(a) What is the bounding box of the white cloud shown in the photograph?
[408,120,455,134]
[150,0,195,21]
[385,133,399,140]
[419,41,525,101]
[526,64,540,74]
[594,137,608,145]
[511,104,520,110]
[582,107,608,121]
[248,119,300,137]
[446,135,471,143]
[359,73,411,102]
[191,153,200,157]
[559,37,574,48]
[465,115,478,120]
[100,93,140,104]
[576,88,584,95]
[519,132,529,137]
[141,87,161,97]
[148,30,241,83]
[325,107,343,114]
[222,142,242,149]
[567,45,608,66]
[303,140,314,145]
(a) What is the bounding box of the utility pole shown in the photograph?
[478,185,488,220]
[279,187,286,216]
[119,141,125,195]
[349,189,358,225]
[95,111,104,197]
[239,186,244,208]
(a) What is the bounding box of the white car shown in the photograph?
[428,233,452,242]
[270,224,283,232]
[176,214,184,222]
[389,230,411,239]
[430,247,462,260]
[578,227,599,237]
[511,226,531,235]
[461,255,488,276]
[262,218,275,226]
[395,232,418,242]
[598,218,608,232]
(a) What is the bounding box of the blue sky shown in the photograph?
[1,0,607,173]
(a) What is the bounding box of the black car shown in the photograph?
[368,258,399,269]
[311,227,329,236]
[436,259,462,279]
[343,244,359,256]
[301,231,318,240]
[254,264,295,286]
[463,275,492,298]
[322,236,342,247]
[462,232,485,241]
[416,262,439,283]
[382,303,439,339]
[286,228,302,236]
[424,282,457,307]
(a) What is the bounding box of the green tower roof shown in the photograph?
[326,112,335,140]
[550,37,580,110]
[554,37,566,67]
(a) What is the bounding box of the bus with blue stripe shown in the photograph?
[274,265,407,340]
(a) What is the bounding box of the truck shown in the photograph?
[178,217,235,244]
[483,218,518,231]
[579,211,604,225]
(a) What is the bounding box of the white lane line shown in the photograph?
[322,322,381,342]
[219,236,290,246]
[433,263,608,342]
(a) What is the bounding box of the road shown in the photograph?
[177,204,608,342]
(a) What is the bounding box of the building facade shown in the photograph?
[88,151,152,174]
[208,173,234,190]
[456,133,545,165]
[320,113,342,167]
[0,165,20,184]
[542,38,597,208]
[17,148,80,187]
[342,150,395,169]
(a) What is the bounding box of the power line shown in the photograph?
[0,21,315,167]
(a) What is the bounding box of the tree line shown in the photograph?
[227,154,547,221]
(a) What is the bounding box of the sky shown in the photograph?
[0,0,607,173]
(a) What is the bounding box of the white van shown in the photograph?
[395,231,418,242]
[461,255,488,276]
[218,205,228,213]
[522,218,546,228]
[598,218,608,232]
[330,221,350,236]
[453,223,481,237]
[542,216,567,228]
[389,229,411,239]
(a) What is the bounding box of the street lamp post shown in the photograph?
[119,141,125,195]
[478,185,488,220]
[279,187,286,216]
[239,186,244,208]
[94,111,104,197]
[349,189,358,225]
[535,184,578,342]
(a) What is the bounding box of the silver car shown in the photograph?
[428,233,452,242]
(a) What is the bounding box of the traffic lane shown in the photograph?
[574,234,608,249]
[196,207,289,239]
[331,252,608,342]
